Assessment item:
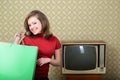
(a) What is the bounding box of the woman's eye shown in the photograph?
[33,22,37,24]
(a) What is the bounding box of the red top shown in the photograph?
[23,34,61,78]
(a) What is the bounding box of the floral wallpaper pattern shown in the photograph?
[0,0,120,80]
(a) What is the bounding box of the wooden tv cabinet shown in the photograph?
[65,74,102,80]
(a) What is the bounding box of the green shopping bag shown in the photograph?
[0,42,38,80]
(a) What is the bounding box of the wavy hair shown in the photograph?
[24,10,53,39]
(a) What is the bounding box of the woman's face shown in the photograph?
[28,16,42,35]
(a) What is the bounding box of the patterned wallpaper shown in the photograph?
[0,0,120,80]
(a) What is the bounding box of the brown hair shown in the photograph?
[24,10,53,39]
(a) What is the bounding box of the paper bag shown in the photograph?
[0,42,38,80]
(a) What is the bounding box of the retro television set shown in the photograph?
[62,41,106,74]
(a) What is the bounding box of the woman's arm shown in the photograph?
[37,49,61,66]
[50,49,61,66]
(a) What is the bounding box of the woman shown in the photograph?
[14,10,61,80]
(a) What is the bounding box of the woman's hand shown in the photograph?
[37,58,51,66]
[14,32,24,44]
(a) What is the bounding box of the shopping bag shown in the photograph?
[0,42,38,80]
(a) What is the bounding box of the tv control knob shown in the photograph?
[100,67,104,72]
[101,67,104,69]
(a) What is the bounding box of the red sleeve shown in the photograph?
[54,36,61,49]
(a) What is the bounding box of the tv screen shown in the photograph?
[62,41,106,74]
[64,45,97,70]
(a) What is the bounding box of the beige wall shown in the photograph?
[0,0,120,80]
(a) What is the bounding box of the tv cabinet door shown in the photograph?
[65,74,102,80]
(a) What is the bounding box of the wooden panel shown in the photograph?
[65,74,102,80]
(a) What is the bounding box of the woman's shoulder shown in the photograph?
[23,36,32,42]
[50,35,59,40]
[50,35,61,42]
